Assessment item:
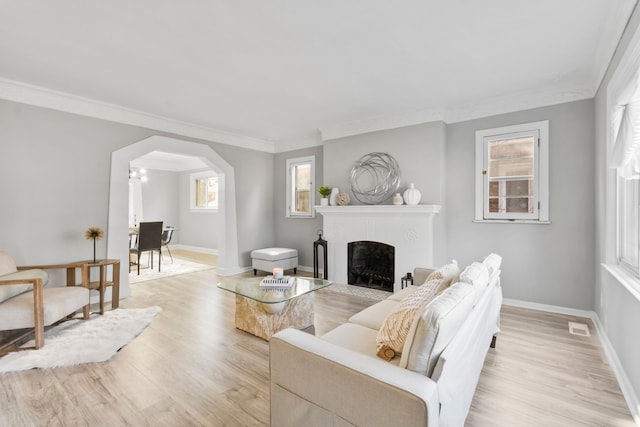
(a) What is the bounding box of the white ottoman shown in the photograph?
[251,247,298,275]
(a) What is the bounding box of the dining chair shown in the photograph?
[129,221,163,275]
[161,226,175,263]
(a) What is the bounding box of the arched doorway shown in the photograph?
[107,135,240,299]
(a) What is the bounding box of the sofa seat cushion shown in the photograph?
[321,322,401,366]
[348,300,399,330]
[0,269,49,304]
[386,285,419,302]
[0,286,89,331]
[400,282,475,376]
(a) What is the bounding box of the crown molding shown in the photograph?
[272,130,324,153]
[320,85,593,142]
[320,107,444,141]
[442,84,594,124]
[0,78,276,153]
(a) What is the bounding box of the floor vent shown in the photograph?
[568,322,590,337]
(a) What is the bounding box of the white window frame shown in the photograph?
[603,16,640,297]
[475,120,550,223]
[190,171,218,212]
[286,155,315,218]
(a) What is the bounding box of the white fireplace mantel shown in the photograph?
[315,204,441,293]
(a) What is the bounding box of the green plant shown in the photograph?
[317,186,331,197]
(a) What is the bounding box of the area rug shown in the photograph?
[0,306,161,373]
[129,257,215,284]
[325,284,391,301]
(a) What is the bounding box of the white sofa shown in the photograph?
[270,254,503,427]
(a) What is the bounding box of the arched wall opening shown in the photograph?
[107,135,240,299]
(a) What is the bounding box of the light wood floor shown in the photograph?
[0,251,635,426]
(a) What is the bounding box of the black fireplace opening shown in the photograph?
[347,241,394,292]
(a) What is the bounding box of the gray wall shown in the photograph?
[140,169,180,234]
[594,4,640,405]
[322,122,448,265]
[274,146,324,269]
[177,170,220,250]
[0,99,274,276]
[446,99,596,310]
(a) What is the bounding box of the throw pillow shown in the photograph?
[423,260,460,287]
[376,262,460,361]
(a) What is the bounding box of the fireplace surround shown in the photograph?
[315,204,441,293]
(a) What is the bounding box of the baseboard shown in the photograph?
[171,244,219,255]
[502,298,595,318]
[503,298,640,425]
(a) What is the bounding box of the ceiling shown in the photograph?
[130,150,208,172]
[0,1,636,152]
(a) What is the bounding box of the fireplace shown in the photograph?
[315,205,440,293]
[348,241,394,292]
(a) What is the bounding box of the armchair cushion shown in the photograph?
[0,269,49,304]
[0,286,88,330]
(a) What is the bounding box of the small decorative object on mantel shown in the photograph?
[329,187,340,205]
[336,192,350,206]
[84,226,104,264]
[317,186,331,206]
[403,183,422,205]
[392,193,404,205]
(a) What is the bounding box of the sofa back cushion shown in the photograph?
[482,253,502,277]
[458,262,490,305]
[375,262,460,361]
[399,282,475,376]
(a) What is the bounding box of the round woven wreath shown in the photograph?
[349,152,401,204]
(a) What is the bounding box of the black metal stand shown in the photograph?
[313,233,328,279]
[401,272,413,289]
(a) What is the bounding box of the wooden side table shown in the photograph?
[81,259,120,315]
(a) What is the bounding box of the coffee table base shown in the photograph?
[235,293,314,340]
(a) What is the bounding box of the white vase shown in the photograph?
[320,197,329,206]
[392,193,403,205]
[330,188,340,205]
[403,183,421,205]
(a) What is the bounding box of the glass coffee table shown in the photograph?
[217,276,332,340]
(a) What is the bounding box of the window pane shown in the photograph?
[207,177,218,207]
[294,164,311,213]
[195,178,206,207]
[488,137,534,159]
[620,176,639,271]
[489,137,535,178]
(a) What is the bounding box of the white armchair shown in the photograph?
[0,251,89,352]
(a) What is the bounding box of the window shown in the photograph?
[475,121,549,222]
[611,103,640,276]
[286,155,315,218]
[191,172,218,211]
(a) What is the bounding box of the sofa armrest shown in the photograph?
[270,328,439,427]
[413,267,435,286]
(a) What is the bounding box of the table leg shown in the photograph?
[112,261,120,309]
